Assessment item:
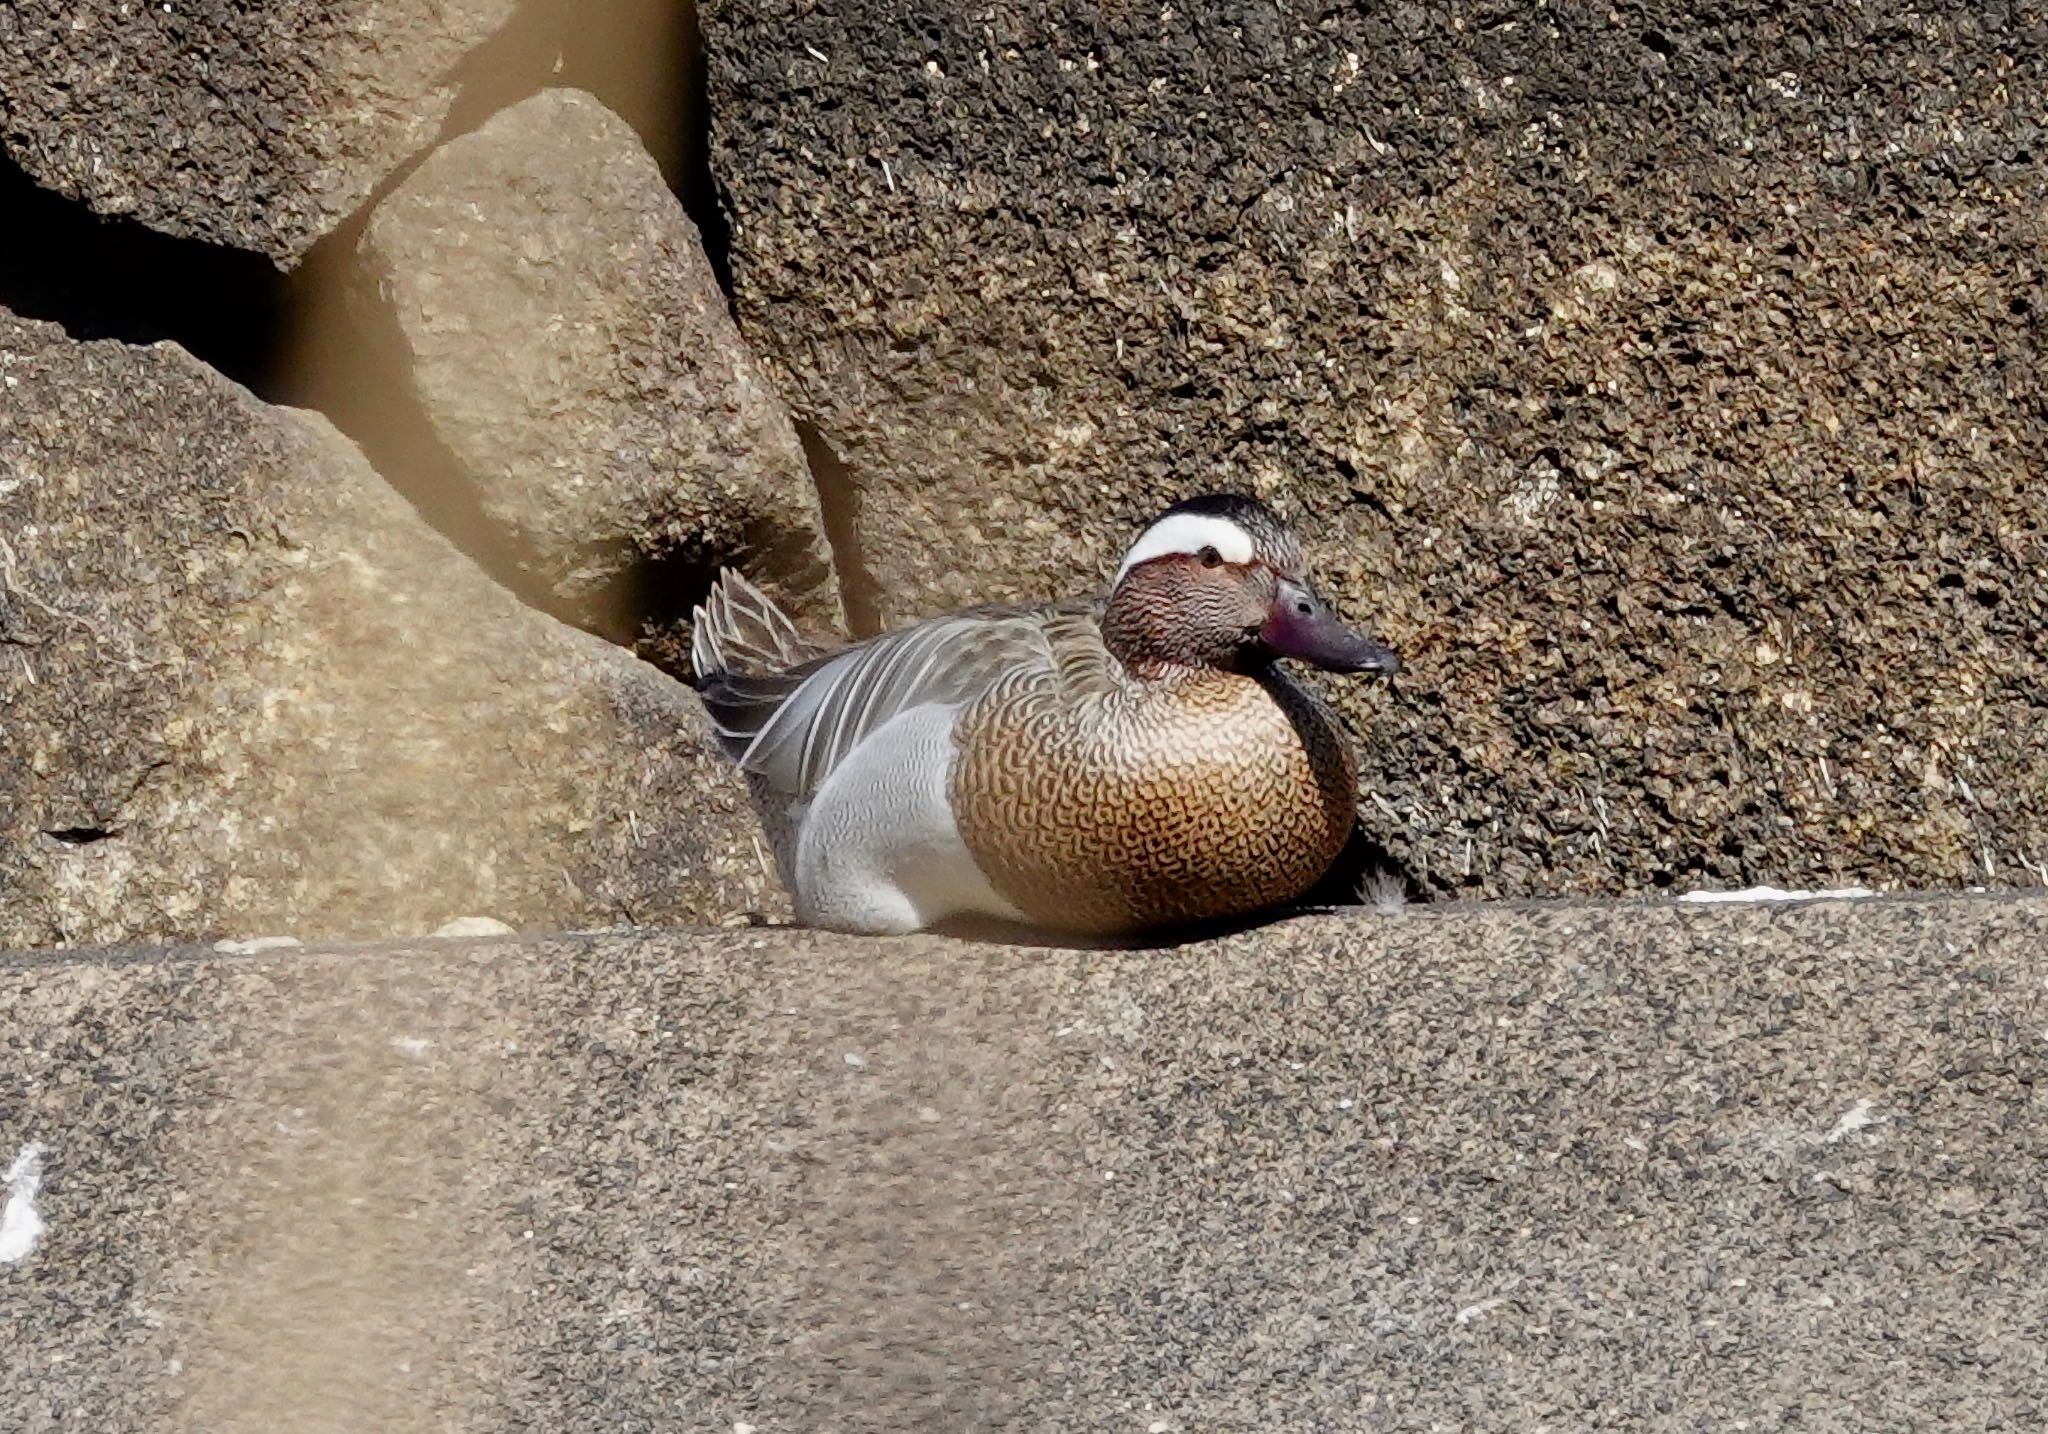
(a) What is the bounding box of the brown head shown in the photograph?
[1100,494,1400,677]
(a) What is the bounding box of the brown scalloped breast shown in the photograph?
[949,664,1357,932]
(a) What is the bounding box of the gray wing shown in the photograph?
[709,605,1066,800]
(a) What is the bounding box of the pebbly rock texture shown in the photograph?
[356,88,840,662]
[6,892,2048,1429]
[0,0,528,265]
[0,310,782,950]
[702,1,2048,901]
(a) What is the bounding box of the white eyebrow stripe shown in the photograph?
[1113,513,1256,585]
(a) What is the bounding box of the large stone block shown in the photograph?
[0,311,780,948]
[355,89,840,656]
[0,0,524,264]
[701,0,2048,899]
[4,894,2046,1427]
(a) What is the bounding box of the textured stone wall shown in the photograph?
[704,0,2048,898]
[6,13,2048,1426]
[2,1,2045,943]
[0,31,834,942]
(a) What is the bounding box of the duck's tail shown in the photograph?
[690,569,824,764]
[690,568,818,682]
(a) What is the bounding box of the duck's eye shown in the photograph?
[1198,545,1223,568]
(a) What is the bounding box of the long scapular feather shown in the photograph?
[690,569,818,680]
[691,569,1061,801]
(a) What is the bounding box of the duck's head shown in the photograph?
[1103,493,1401,676]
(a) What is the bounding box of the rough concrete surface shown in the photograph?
[703,0,2048,902]
[0,0,521,264]
[4,893,2047,1430]
[0,309,782,949]
[356,89,840,657]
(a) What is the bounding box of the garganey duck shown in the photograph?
[690,494,1399,935]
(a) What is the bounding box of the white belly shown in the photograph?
[791,705,1025,934]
